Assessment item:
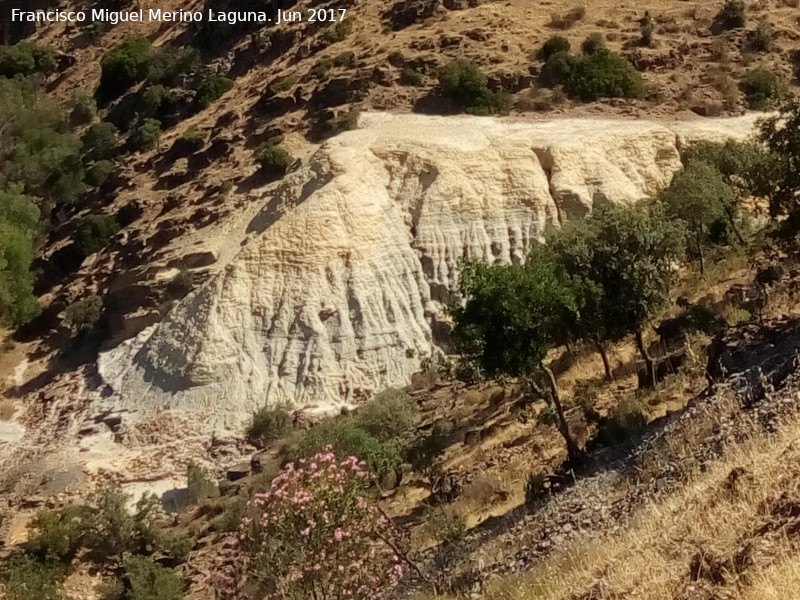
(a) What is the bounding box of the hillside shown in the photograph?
[2,0,800,599]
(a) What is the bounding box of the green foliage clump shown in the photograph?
[186,462,218,505]
[438,60,513,115]
[70,90,97,125]
[719,0,746,29]
[310,57,335,79]
[740,69,784,110]
[246,404,293,448]
[566,47,646,101]
[86,160,115,188]
[100,36,154,95]
[124,555,184,600]
[747,20,773,52]
[26,505,90,561]
[82,121,119,157]
[2,556,64,600]
[132,118,162,152]
[283,419,402,479]
[72,214,120,257]
[146,46,200,86]
[400,66,424,86]
[327,109,361,136]
[323,16,355,44]
[64,294,103,333]
[181,126,206,151]
[141,84,171,116]
[580,33,606,55]
[0,41,58,78]
[756,101,800,218]
[659,160,737,272]
[355,389,416,441]
[256,142,292,177]
[282,391,417,479]
[268,75,297,96]
[194,75,234,110]
[541,51,578,87]
[0,185,40,326]
[537,36,571,61]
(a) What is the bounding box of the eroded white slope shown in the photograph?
[99,113,760,422]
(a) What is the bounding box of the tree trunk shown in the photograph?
[635,329,656,387]
[726,208,746,245]
[540,363,580,464]
[595,339,614,381]
[696,228,705,276]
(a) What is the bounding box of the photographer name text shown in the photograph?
[11,8,348,26]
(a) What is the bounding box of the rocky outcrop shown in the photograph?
[98,113,761,425]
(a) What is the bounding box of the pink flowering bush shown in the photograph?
[238,447,405,600]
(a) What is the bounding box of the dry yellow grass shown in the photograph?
[419,399,800,600]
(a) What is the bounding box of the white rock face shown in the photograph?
[99,113,760,423]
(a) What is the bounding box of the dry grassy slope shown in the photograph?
[16,0,799,364]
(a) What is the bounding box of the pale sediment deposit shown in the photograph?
[98,113,762,425]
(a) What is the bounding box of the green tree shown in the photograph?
[72,214,120,257]
[659,161,735,274]
[194,75,234,110]
[82,122,119,158]
[132,118,162,152]
[566,47,645,101]
[0,187,41,326]
[124,555,184,600]
[450,255,581,462]
[438,60,512,115]
[99,35,153,96]
[0,41,58,78]
[64,294,103,333]
[757,100,800,219]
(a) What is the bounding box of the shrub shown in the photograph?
[2,556,64,600]
[64,295,103,333]
[26,505,90,561]
[256,144,292,177]
[124,555,184,600]
[70,90,97,125]
[84,484,139,559]
[282,419,402,479]
[438,60,513,115]
[73,215,120,257]
[354,389,416,441]
[323,16,355,44]
[310,57,335,79]
[537,36,571,61]
[86,160,115,188]
[566,48,646,101]
[541,51,578,87]
[141,84,171,116]
[327,109,361,135]
[238,449,405,599]
[246,405,293,448]
[82,122,119,157]
[100,36,153,95]
[595,398,648,446]
[333,51,356,68]
[641,13,655,46]
[719,0,746,29]
[424,506,466,546]
[132,118,162,152]
[548,7,586,30]
[747,21,773,53]
[0,41,58,78]
[581,33,606,55]
[194,75,234,110]
[740,69,784,109]
[726,307,752,327]
[400,67,424,86]
[146,46,200,86]
[268,75,297,96]
[181,126,206,151]
[187,462,218,504]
